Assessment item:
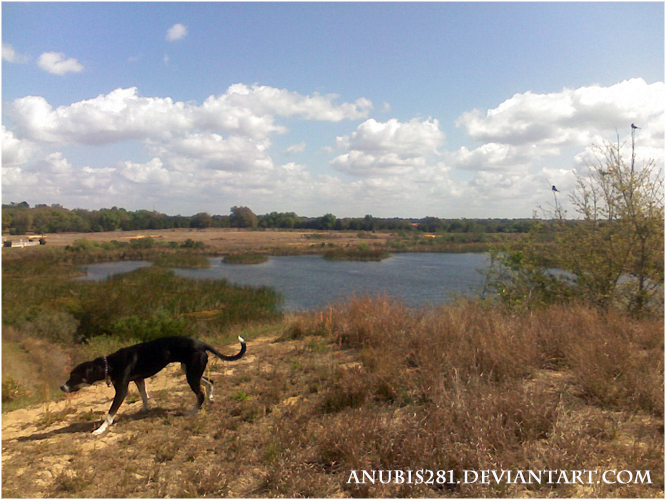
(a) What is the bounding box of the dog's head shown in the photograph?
[60,359,103,393]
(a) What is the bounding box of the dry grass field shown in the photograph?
[41,228,386,253]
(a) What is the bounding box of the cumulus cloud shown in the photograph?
[2,126,39,167]
[7,84,372,146]
[166,23,188,42]
[149,132,274,173]
[119,158,172,184]
[331,118,445,176]
[3,83,378,211]
[37,52,84,75]
[449,78,664,176]
[456,78,663,147]
[2,43,29,63]
[219,83,373,122]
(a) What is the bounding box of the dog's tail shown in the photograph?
[205,336,246,361]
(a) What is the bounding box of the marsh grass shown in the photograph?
[9,264,282,343]
[150,253,212,268]
[223,253,270,265]
[323,244,390,261]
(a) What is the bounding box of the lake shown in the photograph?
[75,253,489,311]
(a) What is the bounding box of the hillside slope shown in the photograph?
[3,302,663,498]
[2,333,341,497]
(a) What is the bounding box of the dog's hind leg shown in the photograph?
[184,352,208,416]
[135,379,151,411]
[201,376,214,403]
[93,382,129,435]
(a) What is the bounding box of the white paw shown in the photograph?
[92,424,107,436]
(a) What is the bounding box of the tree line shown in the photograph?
[1,203,538,235]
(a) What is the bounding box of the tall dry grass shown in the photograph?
[268,296,663,497]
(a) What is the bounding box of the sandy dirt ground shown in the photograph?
[1,334,286,497]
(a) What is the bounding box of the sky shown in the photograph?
[2,2,664,219]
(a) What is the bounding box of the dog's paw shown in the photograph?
[92,425,107,436]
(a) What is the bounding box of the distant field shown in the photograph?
[38,228,387,252]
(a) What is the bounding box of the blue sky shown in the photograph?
[2,2,664,218]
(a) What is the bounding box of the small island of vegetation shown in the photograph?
[223,253,269,265]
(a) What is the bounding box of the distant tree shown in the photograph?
[190,212,213,229]
[230,206,258,228]
[314,213,337,230]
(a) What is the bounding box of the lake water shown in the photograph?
[74,253,490,311]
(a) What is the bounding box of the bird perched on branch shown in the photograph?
[631,123,641,130]
[552,185,560,193]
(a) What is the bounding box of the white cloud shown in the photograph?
[331,118,444,176]
[219,83,373,122]
[456,78,663,147]
[150,132,274,173]
[2,126,39,167]
[449,78,664,177]
[7,85,371,147]
[284,142,306,155]
[8,88,193,144]
[119,158,172,184]
[166,23,188,42]
[43,152,74,175]
[37,52,84,75]
[2,43,29,63]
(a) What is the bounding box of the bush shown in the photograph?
[111,311,191,342]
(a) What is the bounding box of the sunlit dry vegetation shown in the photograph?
[3,293,662,497]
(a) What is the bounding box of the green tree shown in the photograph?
[486,131,663,315]
[190,212,213,229]
[559,134,664,313]
[230,206,258,228]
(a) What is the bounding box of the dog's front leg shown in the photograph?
[135,379,151,411]
[93,382,128,436]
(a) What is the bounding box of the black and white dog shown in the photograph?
[61,336,246,435]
